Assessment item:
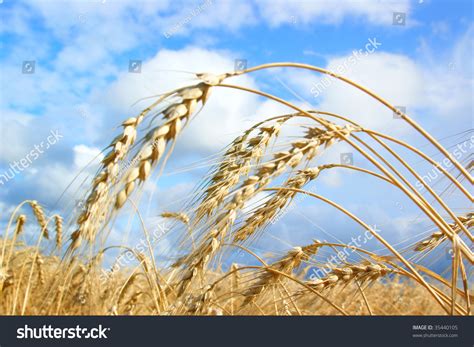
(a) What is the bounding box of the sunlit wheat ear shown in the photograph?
[174,123,357,295]
[35,255,45,286]
[234,166,326,242]
[114,83,211,209]
[160,212,190,225]
[230,262,240,287]
[195,117,290,221]
[28,201,49,239]
[305,263,395,292]
[123,290,144,315]
[183,285,217,315]
[54,215,63,250]
[414,212,472,252]
[73,263,95,307]
[230,123,358,243]
[0,265,13,290]
[14,215,27,236]
[242,243,322,306]
[175,209,240,296]
[71,104,155,251]
[117,273,140,310]
[1,214,26,292]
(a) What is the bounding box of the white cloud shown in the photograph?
[162,0,256,37]
[0,110,35,163]
[99,46,267,156]
[73,144,103,170]
[280,29,473,138]
[317,52,424,134]
[31,163,79,203]
[254,0,411,26]
[420,25,474,119]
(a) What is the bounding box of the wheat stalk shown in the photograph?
[232,62,472,181]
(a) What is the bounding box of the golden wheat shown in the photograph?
[0,62,471,316]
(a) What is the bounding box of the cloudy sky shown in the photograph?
[0,0,472,267]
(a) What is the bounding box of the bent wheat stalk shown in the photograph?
[235,62,472,182]
[217,83,473,262]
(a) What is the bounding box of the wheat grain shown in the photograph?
[28,201,49,239]
[161,212,190,225]
[54,215,63,250]
[14,215,26,236]
[35,255,45,286]
[234,167,323,242]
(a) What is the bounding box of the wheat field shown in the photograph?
[0,63,472,316]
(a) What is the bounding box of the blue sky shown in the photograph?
[0,0,472,269]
